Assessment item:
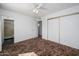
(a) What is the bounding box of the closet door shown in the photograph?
[60,14,79,49]
[48,18,59,43]
[0,16,2,51]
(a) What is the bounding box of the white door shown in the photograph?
[60,14,79,49]
[0,16,2,51]
[48,18,59,43]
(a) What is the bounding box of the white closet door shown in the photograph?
[60,14,79,49]
[48,18,59,43]
[0,16,2,51]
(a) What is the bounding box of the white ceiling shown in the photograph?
[0,3,79,18]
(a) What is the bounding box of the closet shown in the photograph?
[48,13,79,49]
[4,19,14,45]
[0,18,14,51]
[4,19,14,40]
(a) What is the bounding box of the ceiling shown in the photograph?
[0,3,79,19]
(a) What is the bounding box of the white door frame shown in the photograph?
[0,16,4,51]
[0,16,15,51]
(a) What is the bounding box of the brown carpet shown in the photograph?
[0,38,79,56]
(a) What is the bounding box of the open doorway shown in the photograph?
[3,19,14,45]
[38,21,42,38]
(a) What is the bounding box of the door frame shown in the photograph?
[4,17,14,46]
[0,16,4,51]
[0,16,15,51]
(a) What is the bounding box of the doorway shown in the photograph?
[3,19,14,45]
[38,21,42,38]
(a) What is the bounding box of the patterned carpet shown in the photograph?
[0,38,79,56]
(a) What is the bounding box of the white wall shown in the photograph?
[46,5,79,19]
[42,5,79,49]
[0,9,38,43]
[42,17,48,39]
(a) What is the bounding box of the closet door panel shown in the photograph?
[60,14,79,49]
[0,16,2,51]
[48,18,59,43]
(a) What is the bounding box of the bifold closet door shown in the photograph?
[48,18,59,43]
[60,14,79,49]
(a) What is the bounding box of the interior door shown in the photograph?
[48,18,59,43]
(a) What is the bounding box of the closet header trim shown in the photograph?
[48,12,79,20]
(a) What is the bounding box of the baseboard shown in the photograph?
[42,38,79,50]
[14,37,38,44]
